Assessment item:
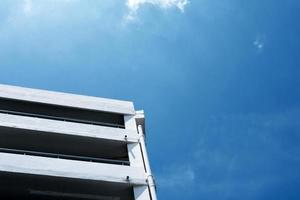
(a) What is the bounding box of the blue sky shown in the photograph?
[1,0,300,199]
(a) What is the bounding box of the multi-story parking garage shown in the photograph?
[0,84,157,200]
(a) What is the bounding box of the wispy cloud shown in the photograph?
[253,34,266,53]
[157,164,195,188]
[125,0,189,22]
[160,108,300,196]
[253,40,264,50]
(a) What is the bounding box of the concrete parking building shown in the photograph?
[0,84,157,200]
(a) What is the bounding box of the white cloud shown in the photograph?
[127,0,189,12]
[253,40,264,50]
[125,0,189,22]
[253,34,266,52]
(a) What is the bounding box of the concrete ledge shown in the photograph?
[0,153,147,185]
[0,84,135,115]
[0,113,139,142]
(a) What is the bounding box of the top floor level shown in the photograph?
[0,84,135,114]
[0,84,141,129]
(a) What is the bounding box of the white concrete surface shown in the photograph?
[0,152,147,185]
[0,84,156,200]
[0,84,135,115]
[0,113,139,142]
[125,115,153,200]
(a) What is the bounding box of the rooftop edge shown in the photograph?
[0,84,135,115]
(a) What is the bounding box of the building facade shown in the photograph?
[0,84,157,200]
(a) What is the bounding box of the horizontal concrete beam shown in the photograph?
[0,84,135,115]
[0,153,147,185]
[0,113,139,142]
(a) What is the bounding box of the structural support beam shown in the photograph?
[125,115,152,200]
[137,125,157,200]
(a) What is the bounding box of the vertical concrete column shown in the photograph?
[137,125,157,200]
[124,115,152,200]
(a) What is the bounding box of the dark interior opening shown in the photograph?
[0,98,125,128]
[0,172,134,200]
[0,126,129,165]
